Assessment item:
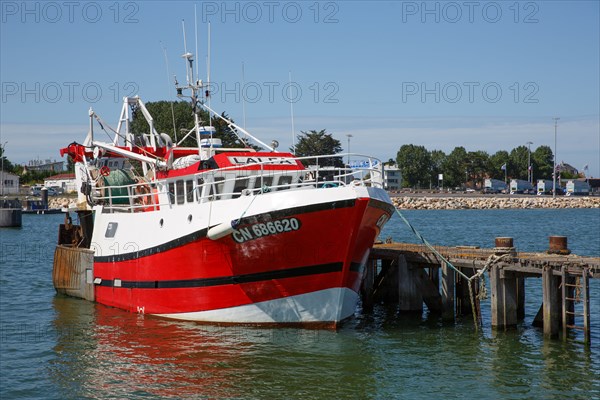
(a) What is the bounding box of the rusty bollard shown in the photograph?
[494,237,517,258]
[548,236,571,255]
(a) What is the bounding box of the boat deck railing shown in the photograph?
[94,153,384,213]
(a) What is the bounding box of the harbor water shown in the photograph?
[1,209,599,399]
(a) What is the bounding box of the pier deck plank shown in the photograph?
[370,243,600,278]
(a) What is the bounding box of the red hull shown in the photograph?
[93,198,392,316]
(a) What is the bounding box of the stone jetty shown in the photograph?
[38,195,600,211]
[392,196,600,210]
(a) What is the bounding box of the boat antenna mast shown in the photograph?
[175,19,276,153]
[176,19,204,155]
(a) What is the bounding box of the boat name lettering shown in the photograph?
[232,218,301,243]
[228,156,296,166]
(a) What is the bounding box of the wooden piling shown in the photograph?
[490,237,518,329]
[490,265,518,329]
[455,267,475,316]
[542,266,561,338]
[583,268,590,344]
[415,268,442,314]
[397,255,422,313]
[374,259,397,303]
[516,277,525,320]
[361,259,376,311]
[441,261,455,320]
[367,239,597,342]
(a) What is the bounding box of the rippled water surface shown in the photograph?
[1,209,599,399]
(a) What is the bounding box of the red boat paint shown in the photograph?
[92,198,390,317]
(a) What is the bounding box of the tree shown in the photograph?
[489,150,509,180]
[509,145,530,181]
[128,101,249,149]
[396,144,432,188]
[429,150,446,187]
[442,146,468,188]
[467,150,490,186]
[0,145,14,173]
[293,129,343,167]
[532,145,553,180]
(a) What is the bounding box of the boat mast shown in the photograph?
[178,19,203,157]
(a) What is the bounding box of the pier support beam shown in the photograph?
[361,259,376,311]
[516,277,526,320]
[441,261,455,321]
[490,266,518,329]
[415,268,442,314]
[583,268,591,344]
[542,266,561,338]
[456,268,475,316]
[397,255,422,313]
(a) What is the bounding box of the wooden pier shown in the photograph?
[364,236,598,343]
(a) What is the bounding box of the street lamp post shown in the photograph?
[346,134,353,166]
[526,141,533,183]
[1,141,7,196]
[552,117,559,198]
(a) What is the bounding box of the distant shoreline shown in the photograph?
[6,193,600,211]
[391,194,600,210]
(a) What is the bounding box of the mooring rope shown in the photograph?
[394,207,510,330]
[232,185,271,226]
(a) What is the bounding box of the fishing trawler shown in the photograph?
[52,44,393,328]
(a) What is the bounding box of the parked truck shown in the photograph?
[537,180,554,195]
[483,179,507,194]
[510,179,534,194]
[565,180,590,196]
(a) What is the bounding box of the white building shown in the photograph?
[1,171,20,195]
[383,164,402,191]
[44,173,77,193]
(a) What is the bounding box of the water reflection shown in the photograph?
[49,297,378,399]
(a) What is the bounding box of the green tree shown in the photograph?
[429,149,446,187]
[531,145,553,180]
[442,146,468,188]
[509,145,530,181]
[293,129,343,167]
[396,144,432,188]
[128,101,247,149]
[467,150,490,186]
[0,145,14,173]
[489,150,509,181]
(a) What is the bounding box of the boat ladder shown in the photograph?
[561,266,591,343]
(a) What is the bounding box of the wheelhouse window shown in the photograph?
[168,182,175,204]
[176,180,185,205]
[208,177,225,201]
[232,178,250,199]
[278,176,292,191]
[259,176,273,191]
[186,180,194,203]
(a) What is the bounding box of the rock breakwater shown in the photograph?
[392,196,600,210]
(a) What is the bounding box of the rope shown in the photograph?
[232,185,271,227]
[394,207,510,330]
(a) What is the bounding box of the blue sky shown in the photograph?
[1,1,599,176]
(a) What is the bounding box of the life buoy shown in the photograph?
[99,166,110,177]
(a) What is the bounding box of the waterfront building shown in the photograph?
[0,171,20,195]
